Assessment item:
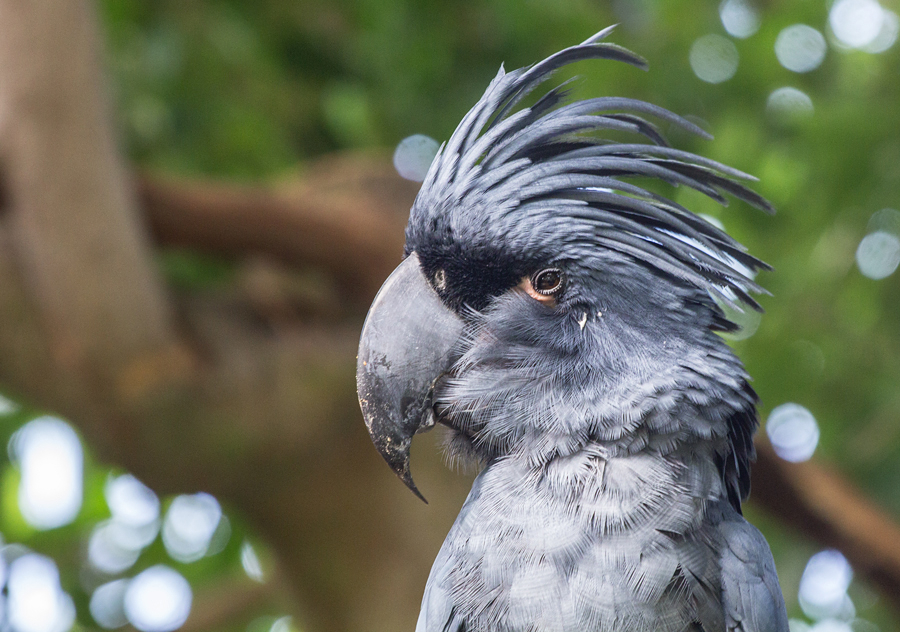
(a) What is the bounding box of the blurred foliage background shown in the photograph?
[1,0,899,631]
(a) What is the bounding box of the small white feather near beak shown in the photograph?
[578,312,588,331]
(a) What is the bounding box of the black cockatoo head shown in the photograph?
[357,28,772,501]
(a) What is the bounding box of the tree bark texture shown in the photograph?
[0,2,898,631]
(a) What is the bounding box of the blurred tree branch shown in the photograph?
[137,153,418,302]
[0,1,898,631]
[753,439,900,601]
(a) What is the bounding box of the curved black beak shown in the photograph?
[356,253,463,502]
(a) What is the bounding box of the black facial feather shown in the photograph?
[404,27,772,317]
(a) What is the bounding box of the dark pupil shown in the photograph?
[534,269,561,293]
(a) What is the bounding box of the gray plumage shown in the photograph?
[416,292,788,631]
[357,27,789,632]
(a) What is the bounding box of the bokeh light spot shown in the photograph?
[162,492,222,562]
[767,403,819,462]
[775,25,826,72]
[830,0,885,49]
[699,214,725,231]
[0,393,19,415]
[867,207,900,234]
[393,134,440,182]
[247,615,301,632]
[11,417,83,530]
[205,514,231,557]
[718,301,762,341]
[689,34,739,83]
[864,9,899,52]
[124,565,192,632]
[719,0,761,38]
[7,553,76,632]
[90,579,130,629]
[810,620,854,632]
[270,616,298,632]
[856,231,900,279]
[766,87,814,124]
[106,474,160,528]
[88,521,142,574]
[241,540,265,582]
[88,475,161,574]
[0,539,7,587]
[799,550,854,621]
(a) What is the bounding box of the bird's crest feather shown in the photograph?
[408,28,772,312]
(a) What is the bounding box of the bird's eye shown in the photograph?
[531,268,565,296]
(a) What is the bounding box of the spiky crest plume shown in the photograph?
[406,26,772,311]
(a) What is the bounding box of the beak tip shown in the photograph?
[370,429,428,503]
[399,472,429,504]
